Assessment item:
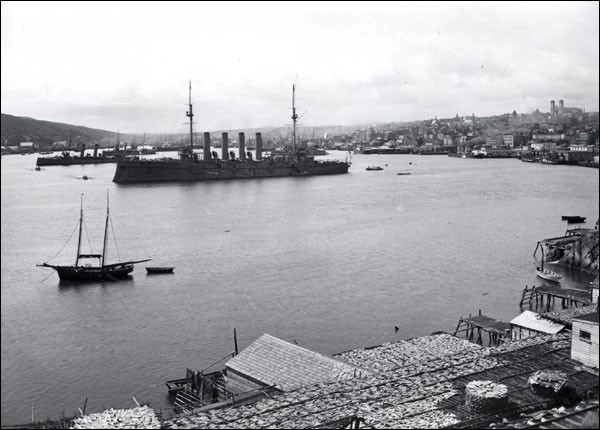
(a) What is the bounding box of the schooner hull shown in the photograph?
[47,264,134,281]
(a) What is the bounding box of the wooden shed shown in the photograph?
[571,312,599,369]
[510,311,565,341]
[224,334,363,396]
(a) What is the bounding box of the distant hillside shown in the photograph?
[1,113,124,147]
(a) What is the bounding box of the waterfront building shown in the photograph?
[532,133,564,142]
[530,141,557,152]
[224,334,361,395]
[503,134,514,147]
[510,310,565,341]
[570,312,599,369]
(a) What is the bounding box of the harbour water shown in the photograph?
[1,151,598,424]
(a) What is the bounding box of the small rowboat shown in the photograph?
[536,267,561,283]
[146,266,175,274]
[397,172,412,175]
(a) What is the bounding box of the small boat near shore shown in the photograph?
[397,171,412,175]
[561,216,586,224]
[366,166,383,171]
[536,267,561,283]
[146,266,175,274]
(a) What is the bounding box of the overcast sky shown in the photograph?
[1,1,598,133]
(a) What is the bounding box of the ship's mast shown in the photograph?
[101,191,110,268]
[186,80,194,153]
[291,84,298,152]
[75,193,84,268]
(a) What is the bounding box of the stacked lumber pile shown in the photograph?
[465,380,509,413]
[71,405,160,429]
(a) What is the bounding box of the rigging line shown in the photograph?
[45,216,80,262]
[40,270,56,284]
[83,217,94,255]
[111,212,152,259]
[109,215,122,262]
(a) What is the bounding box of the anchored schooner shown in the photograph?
[38,192,150,281]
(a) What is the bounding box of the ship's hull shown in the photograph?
[113,158,349,183]
[43,264,134,281]
[36,157,118,166]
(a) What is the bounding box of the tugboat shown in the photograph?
[112,82,350,183]
[38,192,150,281]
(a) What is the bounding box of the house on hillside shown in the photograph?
[19,142,36,152]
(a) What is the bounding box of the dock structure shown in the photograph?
[520,285,592,311]
[453,310,511,346]
[162,334,599,430]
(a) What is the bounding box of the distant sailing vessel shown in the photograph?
[38,193,150,281]
[112,82,350,183]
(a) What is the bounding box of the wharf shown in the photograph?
[162,334,598,429]
[520,285,592,312]
[453,310,511,346]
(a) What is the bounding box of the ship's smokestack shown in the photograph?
[256,132,263,160]
[204,132,211,160]
[80,143,86,158]
[238,132,246,160]
[222,133,229,160]
[93,143,99,157]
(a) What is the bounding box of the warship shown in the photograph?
[112,83,350,183]
[36,143,119,166]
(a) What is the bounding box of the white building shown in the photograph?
[503,134,514,147]
[510,311,565,341]
[571,312,599,369]
[530,142,557,152]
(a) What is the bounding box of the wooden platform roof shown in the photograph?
[225,334,364,391]
[511,311,565,334]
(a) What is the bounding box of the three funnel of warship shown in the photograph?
[112,83,350,183]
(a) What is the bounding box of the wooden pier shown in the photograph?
[453,310,511,346]
[519,285,591,312]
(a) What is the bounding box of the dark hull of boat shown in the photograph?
[36,157,118,166]
[113,158,349,183]
[47,264,134,281]
[146,267,174,274]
